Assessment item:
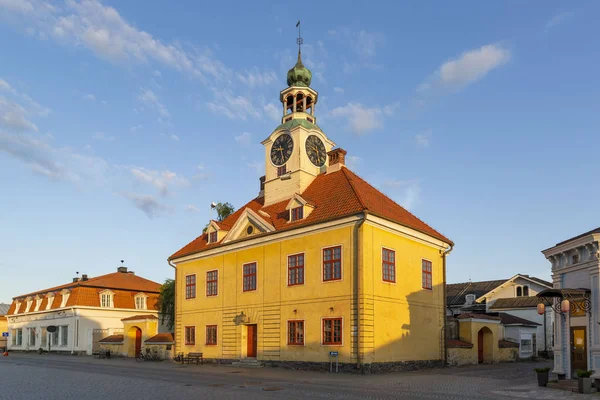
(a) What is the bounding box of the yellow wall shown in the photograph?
[175,220,447,365]
[457,319,503,363]
[0,317,7,350]
[123,319,158,357]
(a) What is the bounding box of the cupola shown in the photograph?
[287,51,312,87]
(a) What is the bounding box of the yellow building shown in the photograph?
[169,44,453,371]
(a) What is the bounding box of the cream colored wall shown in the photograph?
[484,278,548,305]
[447,347,477,365]
[362,223,446,363]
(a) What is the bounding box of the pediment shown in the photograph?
[222,208,275,244]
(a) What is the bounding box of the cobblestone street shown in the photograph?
[0,354,593,399]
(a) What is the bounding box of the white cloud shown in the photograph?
[130,124,142,133]
[384,179,421,211]
[329,103,391,135]
[138,88,170,118]
[545,11,575,31]
[263,103,280,122]
[420,44,510,92]
[0,96,38,132]
[355,30,381,59]
[237,69,277,88]
[345,155,362,170]
[235,132,252,146]
[153,69,161,77]
[186,204,200,213]
[120,192,169,219]
[193,164,210,181]
[169,133,179,141]
[0,78,15,93]
[82,93,95,101]
[415,130,431,148]
[129,166,188,196]
[93,132,115,141]
[206,90,260,120]
[333,87,344,94]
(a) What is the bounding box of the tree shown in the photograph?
[156,278,175,331]
[203,202,235,233]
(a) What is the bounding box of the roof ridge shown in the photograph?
[342,167,451,243]
[340,167,368,210]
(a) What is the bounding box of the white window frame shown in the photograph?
[59,325,68,347]
[24,298,33,313]
[99,290,115,308]
[34,296,42,312]
[134,293,148,310]
[46,294,54,310]
[28,327,36,347]
[60,290,70,307]
[14,302,21,314]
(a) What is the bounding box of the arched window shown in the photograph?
[523,285,529,296]
[516,286,522,297]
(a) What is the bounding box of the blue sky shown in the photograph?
[1,1,599,302]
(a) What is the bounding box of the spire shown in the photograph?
[287,20,312,87]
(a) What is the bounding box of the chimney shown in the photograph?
[258,175,266,197]
[127,271,135,275]
[72,277,80,283]
[117,266,128,273]
[81,274,89,281]
[327,148,347,173]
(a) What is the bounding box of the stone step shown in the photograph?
[229,358,262,368]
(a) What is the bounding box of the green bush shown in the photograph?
[535,367,551,373]
[576,370,595,378]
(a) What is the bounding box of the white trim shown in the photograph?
[320,316,344,347]
[134,292,148,310]
[99,289,115,308]
[475,274,551,303]
[286,319,306,346]
[321,244,344,284]
[46,294,55,310]
[205,269,219,298]
[221,208,276,244]
[365,214,451,250]
[286,252,306,287]
[172,216,361,264]
[285,193,312,210]
[242,261,258,293]
[381,246,397,285]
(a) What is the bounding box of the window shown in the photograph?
[46,295,54,310]
[288,253,304,286]
[34,297,42,312]
[516,286,523,297]
[422,260,432,290]
[185,274,196,299]
[206,271,218,296]
[382,248,396,283]
[291,206,303,221]
[134,294,147,310]
[28,328,36,346]
[277,165,287,177]
[243,262,257,292]
[50,329,59,346]
[206,325,217,345]
[322,318,342,345]
[323,246,342,281]
[185,326,195,345]
[100,292,113,308]
[520,338,532,352]
[12,329,23,346]
[209,231,218,243]
[25,299,32,313]
[60,291,70,307]
[13,302,20,314]
[60,326,68,346]
[41,327,47,348]
[523,285,529,296]
[288,320,304,345]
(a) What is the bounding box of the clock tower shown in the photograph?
[261,44,335,206]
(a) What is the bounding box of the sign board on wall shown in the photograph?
[2,332,8,337]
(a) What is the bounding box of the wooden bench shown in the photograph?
[182,352,203,365]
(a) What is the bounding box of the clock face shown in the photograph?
[305,135,327,167]
[270,133,294,166]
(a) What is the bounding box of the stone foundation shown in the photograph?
[261,359,443,374]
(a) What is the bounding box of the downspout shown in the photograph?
[354,211,367,370]
[168,259,176,354]
[70,307,76,354]
[442,244,454,366]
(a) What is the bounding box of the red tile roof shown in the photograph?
[99,334,124,343]
[145,333,174,343]
[456,313,501,321]
[121,314,158,322]
[170,168,452,260]
[498,339,519,349]
[446,339,473,348]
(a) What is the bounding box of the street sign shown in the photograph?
[1,332,8,337]
[47,325,57,333]
[329,351,338,356]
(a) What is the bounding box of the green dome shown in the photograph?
[286,51,312,87]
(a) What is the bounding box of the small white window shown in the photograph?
[13,302,21,314]
[24,299,33,313]
[134,293,147,310]
[34,296,42,312]
[60,291,70,307]
[46,295,54,310]
[465,294,476,304]
[100,292,114,308]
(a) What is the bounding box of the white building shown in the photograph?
[541,228,600,379]
[7,266,161,355]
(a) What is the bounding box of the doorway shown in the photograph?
[135,328,142,358]
[247,324,257,358]
[477,327,493,363]
[571,327,587,373]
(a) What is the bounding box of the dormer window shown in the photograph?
[134,293,148,310]
[291,206,303,221]
[209,231,218,243]
[60,290,70,307]
[34,296,42,312]
[46,294,55,310]
[465,294,476,304]
[100,290,114,308]
[24,297,33,313]
[13,301,21,314]
[277,165,287,177]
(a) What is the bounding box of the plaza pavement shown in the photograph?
[0,353,592,399]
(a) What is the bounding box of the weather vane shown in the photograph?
[296,20,303,53]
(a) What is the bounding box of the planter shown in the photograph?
[536,371,549,387]
[579,377,593,394]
